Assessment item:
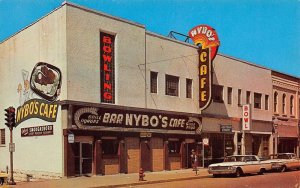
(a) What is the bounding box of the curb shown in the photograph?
[90,174,211,188]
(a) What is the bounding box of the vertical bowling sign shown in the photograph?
[189,25,220,110]
[100,32,115,103]
[242,104,251,131]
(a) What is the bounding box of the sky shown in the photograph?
[0,0,299,77]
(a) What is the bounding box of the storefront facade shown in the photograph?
[272,71,300,156]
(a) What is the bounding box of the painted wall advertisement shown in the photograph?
[15,62,62,136]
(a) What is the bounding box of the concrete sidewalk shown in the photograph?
[5,168,210,188]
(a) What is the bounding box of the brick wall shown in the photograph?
[102,157,119,175]
[126,137,140,173]
[169,156,181,170]
[152,137,164,171]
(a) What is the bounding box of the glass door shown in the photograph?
[74,142,93,176]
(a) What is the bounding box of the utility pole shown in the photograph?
[4,107,16,185]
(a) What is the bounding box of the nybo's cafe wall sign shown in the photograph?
[189,25,220,110]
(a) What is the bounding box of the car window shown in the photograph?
[251,156,257,161]
[244,156,251,162]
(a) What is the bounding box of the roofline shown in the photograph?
[146,31,198,49]
[217,53,271,72]
[0,1,145,44]
[63,1,145,29]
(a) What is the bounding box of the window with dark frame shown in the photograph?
[265,95,269,110]
[186,78,192,98]
[274,92,278,113]
[150,71,158,93]
[246,91,251,104]
[238,89,242,106]
[290,95,294,115]
[212,84,223,103]
[0,129,5,145]
[227,87,232,104]
[283,94,286,114]
[102,139,119,155]
[168,141,181,154]
[254,93,262,109]
[165,75,179,96]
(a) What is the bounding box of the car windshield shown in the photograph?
[271,154,290,159]
[224,156,244,162]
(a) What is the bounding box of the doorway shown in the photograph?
[74,141,93,176]
[186,143,195,168]
[140,139,152,172]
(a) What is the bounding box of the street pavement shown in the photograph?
[2,168,209,188]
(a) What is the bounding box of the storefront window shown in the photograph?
[102,139,119,155]
[168,141,180,154]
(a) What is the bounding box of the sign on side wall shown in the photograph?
[21,125,53,137]
[16,62,62,126]
[100,32,115,104]
[242,104,251,130]
[188,25,220,111]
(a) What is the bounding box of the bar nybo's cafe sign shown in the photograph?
[189,25,220,110]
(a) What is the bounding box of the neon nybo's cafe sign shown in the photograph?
[188,25,220,111]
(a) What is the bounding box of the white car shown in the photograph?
[208,155,272,177]
[268,153,300,172]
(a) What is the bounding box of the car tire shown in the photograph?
[280,165,287,172]
[235,168,242,178]
[258,168,265,175]
[0,178,3,185]
[213,174,220,178]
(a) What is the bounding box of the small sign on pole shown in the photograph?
[68,134,75,144]
[203,138,209,146]
[9,143,15,152]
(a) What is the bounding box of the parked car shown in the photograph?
[267,153,300,172]
[208,155,272,177]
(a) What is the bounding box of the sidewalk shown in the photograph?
[4,168,210,188]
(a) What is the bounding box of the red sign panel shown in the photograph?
[242,104,251,130]
[100,32,115,103]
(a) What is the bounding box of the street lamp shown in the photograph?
[273,117,279,155]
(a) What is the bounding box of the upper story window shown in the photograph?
[166,75,179,96]
[150,71,158,94]
[227,87,232,105]
[254,93,262,109]
[290,95,294,115]
[282,94,286,114]
[265,95,269,110]
[238,89,242,106]
[186,78,192,98]
[0,129,5,145]
[246,91,251,104]
[274,92,278,113]
[212,85,223,103]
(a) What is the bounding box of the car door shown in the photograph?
[242,156,254,173]
[250,156,261,173]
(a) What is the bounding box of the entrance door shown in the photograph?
[186,143,195,168]
[141,139,152,172]
[74,142,93,176]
